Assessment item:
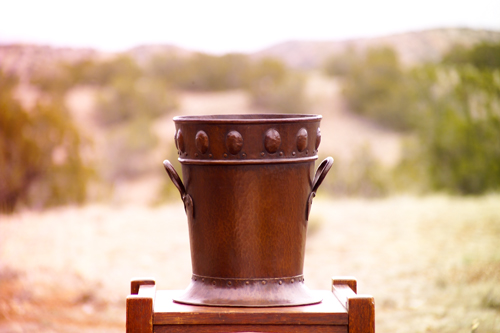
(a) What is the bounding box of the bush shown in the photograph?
[99,117,159,182]
[328,42,500,195]
[337,47,416,131]
[443,41,500,70]
[322,47,358,77]
[0,72,91,213]
[412,65,500,194]
[94,77,177,126]
[321,146,390,198]
[248,58,309,113]
[147,52,251,91]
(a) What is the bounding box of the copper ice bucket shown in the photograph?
[163,114,333,307]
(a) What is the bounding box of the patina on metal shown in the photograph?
[163,114,333,307]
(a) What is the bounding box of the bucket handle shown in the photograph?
[306,157,334,222]
[163,160,194,219]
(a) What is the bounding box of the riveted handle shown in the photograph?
[163,160,194,219]
[306,157,334,222]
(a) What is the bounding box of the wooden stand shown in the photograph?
[126,277,374,333]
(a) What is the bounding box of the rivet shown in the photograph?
[194,277,197,281]
[212,281,216,286]
[296,128,308,152]
[279,280,283,285]
[306,150,309,155]
[261,152,265,157]
[262,281,266,285]
[264,128,281,154]
[195,130,209,154]
[279,152,283,157]
[292,151,296,156]
[195,153,199,157]
[208,154,213,158]
[227,281,232,286]
[223,153,228,158]
[315,127,322,150]
[245,281,250,285]
[226,130,243,155]
[202,278,205,282]
[291,279,295,284]
[242,153,246,158]
[176,129,185,153]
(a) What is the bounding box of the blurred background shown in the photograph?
[1,1,499,332]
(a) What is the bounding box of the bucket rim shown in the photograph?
[173,113,322,124]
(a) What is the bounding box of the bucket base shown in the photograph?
[173,274,323,307]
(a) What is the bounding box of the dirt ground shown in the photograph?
[1,195,499,332]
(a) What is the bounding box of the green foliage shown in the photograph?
[147,53,309,113]
[248,58,309,113]
[322,47,358,77]
[0,72,91,213]
[411,65,500,194]
[147,52,252,91]
[327,42,500,195]
[443,41,500,70]
[321,146,390,198]
[90,55,142,86]
[249,72,308,114]
[99,117,159,181]
[337,47,416,130]
[75,55,176,182]
[94,77,177,126]
[31,55,143,94]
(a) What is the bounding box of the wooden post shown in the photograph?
[332,277,375,333]
[126,278,156,333]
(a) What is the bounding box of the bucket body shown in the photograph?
[164,114,332,307]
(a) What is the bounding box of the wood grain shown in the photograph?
[348,295,375,333]
[331,277,375,333]
[154,324,347,333]
[154,290,347,326]
[127,280,156,333]
[127,295,153,333]
[332,276,357,294]
[131,278,156,295]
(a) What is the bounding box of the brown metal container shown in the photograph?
[163,114,333,307]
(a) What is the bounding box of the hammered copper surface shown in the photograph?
[163,114,333,307]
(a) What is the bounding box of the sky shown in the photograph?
[1,0,499,54]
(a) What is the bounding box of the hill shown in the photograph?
[0,44,100,81]
[2,28,500,77]
[252,28,500,68]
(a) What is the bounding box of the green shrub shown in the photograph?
[248,58,309,113]
[322,47,358,77]
[321,146,390,198]
[147,52,252,91]
[328,43,500,195]
[99,117,159,182]
[339,47,416,131]
[443,41,500,70]
[0,72,91,213]
[249,72,308,114]
[413,65,500,194]
[94,77,177,126]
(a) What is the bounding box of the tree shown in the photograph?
[0,72,90,213]
[341,47,416,131]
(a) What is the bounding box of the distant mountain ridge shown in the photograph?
[1,28,499,78]
[252,28,500,68]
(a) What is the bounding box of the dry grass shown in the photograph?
[1,195,499,332]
